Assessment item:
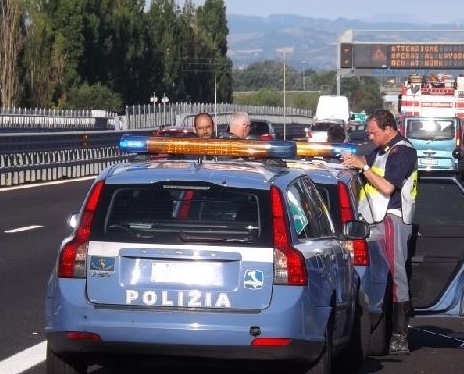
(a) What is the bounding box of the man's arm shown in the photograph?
[342,153,395,196]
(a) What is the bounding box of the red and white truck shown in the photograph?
[399,73,464,118]
[398,74,464,175]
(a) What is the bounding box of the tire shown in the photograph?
[336,289,370,368]
[307,327,332,374]
[46,345,87,374]
[367,311,390,356]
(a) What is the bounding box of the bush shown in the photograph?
[65,83,122,112]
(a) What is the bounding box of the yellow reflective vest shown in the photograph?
[358,140,418,224]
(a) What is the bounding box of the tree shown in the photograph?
[0,0,24,107]
[22,0,54,108]
[65,82,122,112]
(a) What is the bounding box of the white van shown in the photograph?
[315,95,350,126]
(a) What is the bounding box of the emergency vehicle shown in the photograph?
[398,74,464,175]
[399,73,464,118]
[45,136,369,374]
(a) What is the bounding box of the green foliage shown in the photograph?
[8,0,384,114]
[64,83,122,112]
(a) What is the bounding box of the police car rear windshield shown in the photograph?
[90,182,272,246]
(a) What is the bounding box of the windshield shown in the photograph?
[406,118,456,140]
[91,183,272,246]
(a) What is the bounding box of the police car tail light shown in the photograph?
[119,135,297,158]
[296,141,357,158]
[352,239,369,266]
[270,186,308,286]
[58,181,104,278]
[251,338,292,346]
[66,332,101,342]
[338,182,370,266]
[338,181,354,222]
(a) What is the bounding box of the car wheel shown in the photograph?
[46,345,87,374]
[367,311,390,356]
[307,327,332,374]
[336,289,370,368]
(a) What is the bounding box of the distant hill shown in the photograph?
[227,14,464,70]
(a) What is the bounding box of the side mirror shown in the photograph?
[452,148,463,160]
[343,220,369,240]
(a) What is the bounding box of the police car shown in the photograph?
[409,173,464,317]
[286,142,393,356]
[45,137,370,374]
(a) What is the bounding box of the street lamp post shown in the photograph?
[161,93,169,126]
[302,60,306,91]
[276,47,294,140]
[150,92,158,127]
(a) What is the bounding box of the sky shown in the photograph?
[179,0,464,25]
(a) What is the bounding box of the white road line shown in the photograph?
[0,341,46,374]
[411,325,464,347]
[0,176,95,192]
[4,225,44,233]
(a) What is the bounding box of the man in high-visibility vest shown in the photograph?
[342,109,418,355]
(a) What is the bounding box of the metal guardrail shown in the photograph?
[0,105,315,187]
[0,130,149,188]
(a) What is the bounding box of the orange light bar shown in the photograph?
[119,135,297,158]
[295,141,357,158]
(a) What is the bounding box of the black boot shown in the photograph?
[389,302,410,355]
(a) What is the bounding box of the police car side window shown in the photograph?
[300,178,335,237]
[287,178,334,240]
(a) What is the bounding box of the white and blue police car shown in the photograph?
[45,136,370,374]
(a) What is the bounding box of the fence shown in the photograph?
[0,103,314,187]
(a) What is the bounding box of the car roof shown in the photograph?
[289,158,358,182]
[153,127,196,137]
[103,157,304,190]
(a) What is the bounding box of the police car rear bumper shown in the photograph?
[46,332,325,363]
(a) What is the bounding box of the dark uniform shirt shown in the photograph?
[365,134,417,210]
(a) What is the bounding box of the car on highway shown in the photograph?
[247,119,277,140]
[151,126,196,138]
[287,142,393,356]
[409,173,464,317]
[45,136,370,374]
[220,119,277,140]
[307,120,348,143]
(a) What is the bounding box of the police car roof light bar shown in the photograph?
[295,142,357,158]
[119,135,297,159]
[119,135,149,153]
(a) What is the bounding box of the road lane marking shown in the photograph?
[0,176,95,192]
[411,325,464,348]
[0,341,46,374]
[4,225,44,233]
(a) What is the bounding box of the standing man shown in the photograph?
[193,112,215,138]
[219,111,251,139]
[342,109,418,355]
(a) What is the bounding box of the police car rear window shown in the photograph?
[90,183,272,246]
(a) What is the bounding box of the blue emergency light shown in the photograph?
[118,134,297,159]
[119,135,148,153]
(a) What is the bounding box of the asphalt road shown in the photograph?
[0,178,463,374]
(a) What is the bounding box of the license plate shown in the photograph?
[419,158,438,166]
[151,262,221,285]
